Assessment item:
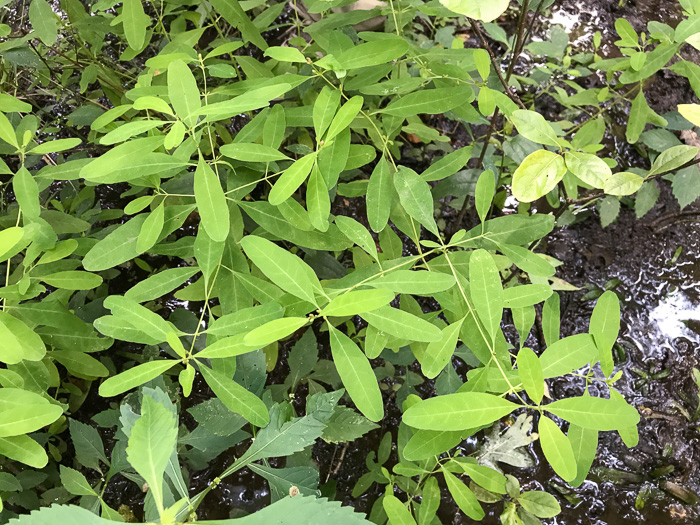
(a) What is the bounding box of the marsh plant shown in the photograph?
[0,0,699,523]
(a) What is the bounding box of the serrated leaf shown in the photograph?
[126,394,178,513]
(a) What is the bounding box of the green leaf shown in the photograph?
[269,153,317,206]
[403,392,518,431]
[126,394,178,514]
[604,172,644,196]
[0,112,18,148]
[442,467,485,520]
[98,120,166,145]
[199,365,270,427]
[69,419,109,472]
[393,166,439,237]
[496,243,555,277]
[335,216,378,260]
[648,144,699,177]
[243,317,309,347]
[29,0,58,45]
[0,227,26,262]
[103,295,173,342]
[326,96,363,142]
[98,360,178,397]
[195,156,230,242]
[512,150,566,203]
[546,396,640,431]
[124,267,200,303]
[502,284,552,309]
[456,461,507,494]
[419,477,440,525]
[539,333,597,378]
[589,291,620,377]
[0,310,46,364]
[516,348,544,404]
[0,435,48,469]
[599,195,621,228]
[422,147,472,182]
[209,0,268,51]
[306,166,330,232]
[568,423,598,487]
[313,87,341,139]
[121,0,150,50]
[614,18,638,46]
[438,0,509,22]
[368,270,456,295]
[679,104,700,127]
[510,110,560,147]
[367,156,393,232]
[139,206,165,255]
[51,351,109,378]
[469,249,503,340]
[241,235,320,305]
[13,167,40,220]
[420,318,464,379]
[626,90,667,144]
[80,143,189,184]
[264,46,306,63]
[383,493,416,525]
[381,88,467,117]
[517,491,561,518]
[328,324,384,422]
[334,39,408,70]
[538,416,576,482]
[199,84,293,123]
[475,170,496,223]
[322,289,394,317]
[41,270,102,290]
[60,466,97,496]
[28,138,82,154]
[564,151,612,189]
[362,306,442,343]
[0,389,63,437]
[403,430,463,461]
[220,143,290,163]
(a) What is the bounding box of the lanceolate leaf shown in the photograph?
[321,289,395,317]
[40,270,103,292]
[121,0,150,50]
[328,324,384,422]
[589,291,620,376]
[383,493,416,525]
[442,467,485,520]
[403,393,518,431]
[420,319,464,379]
[546,396,640,431]
[538,416,576,482]
[29,0,58,45]
[103,295,173,342]
[366,157,393,232]
[362,306,442,343]
[195,156,230,242]
[568,423,598,487]
[469,249,503,341]
[199,365,270,427]
[0,310,46,364]
[438,0,509,22]
[240,235,320,305]
[269,153,316,206]
[168,60,201,127]
[98,360,178,397]
[368,270,456,295]
[403,430,463,461]
[393,166,439,237]
[539,333,597,378]
[516,348,544,404]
